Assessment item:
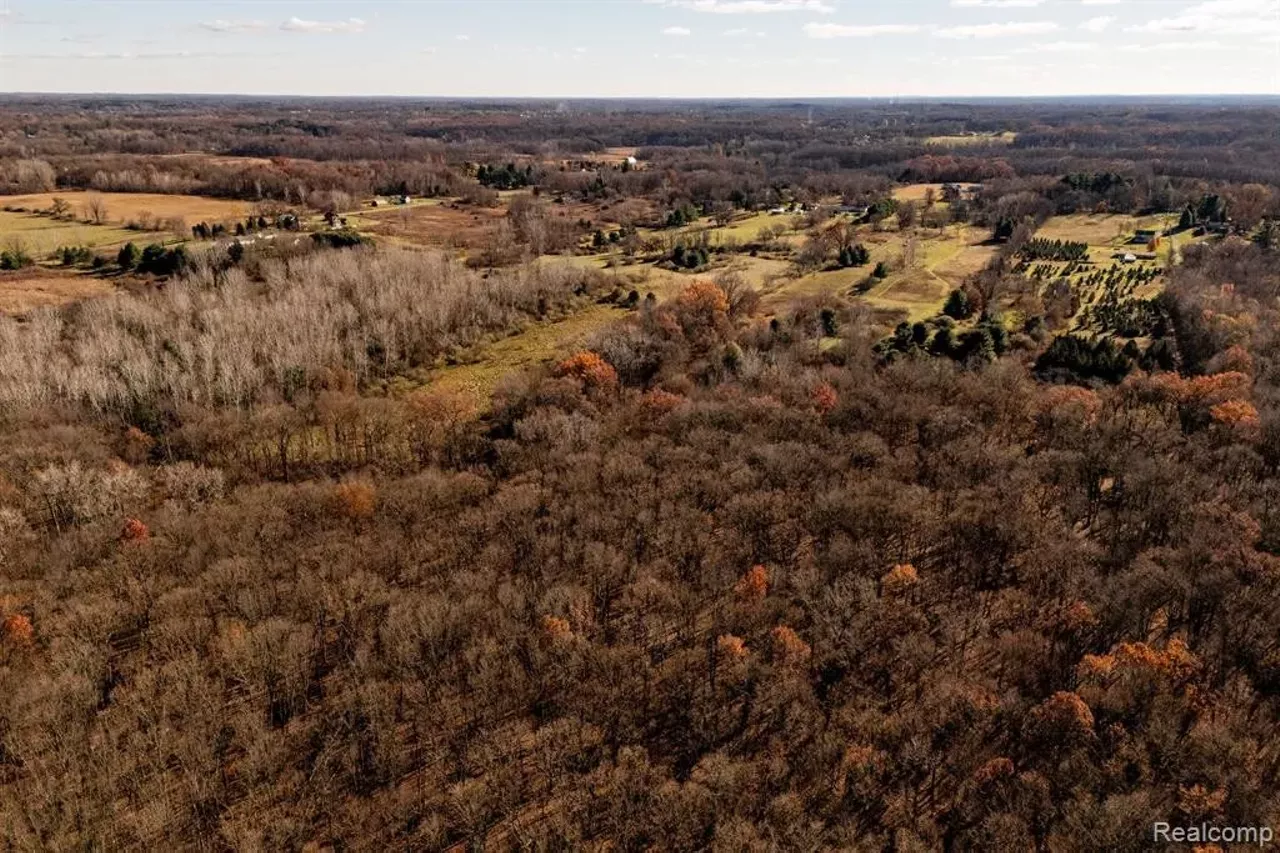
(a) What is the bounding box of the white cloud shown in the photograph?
[804,22,920,37]
[200,19,268,33]
[1120,40,1228,51]
[724,26,750,35]
[1080,15,1115,31]
[4,49,222,61]
[1016,40,1097,51]
[280,17,367,34]
[1082,0,1121,5]
[652,0,834,12]
[455,34,470,41]
[951,0,1045,7]
[1130,0,1280,36]
[935,21,1060,37]
[663,25,693,35]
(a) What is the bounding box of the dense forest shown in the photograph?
[0,236,1275,849]
[4,97,1280,211]
[2,98,1280,849]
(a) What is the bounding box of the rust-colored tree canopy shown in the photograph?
[1,614,33,647]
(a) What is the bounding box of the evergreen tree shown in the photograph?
[117,242,139,270]
[943,289,972,319]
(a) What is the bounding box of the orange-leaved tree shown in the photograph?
[554,351,618,394]
[121,518,150,543]
[334,481,377,521]
[735,564,768,602]
[2,613,33,647]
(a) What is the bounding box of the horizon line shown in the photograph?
[3,91,1280,103]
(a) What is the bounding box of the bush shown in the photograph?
[0,248,33,271]
[311,229,370,249]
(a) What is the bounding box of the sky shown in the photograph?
[0,0,1277,97]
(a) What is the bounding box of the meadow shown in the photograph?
[0,209,138,256]
[2,191,254,228]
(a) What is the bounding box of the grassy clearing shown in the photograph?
[426,304,628,407]
[0,269,115,313]
[0,210,139,256]
[778,223,993,322]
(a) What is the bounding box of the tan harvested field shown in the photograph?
[0,269,115,313]
[0,191,255,227]
[565,146,640,166]
[892,183,980,203]
[353,196,628,251]
[154,152,278,169]
[925,131,1016,146]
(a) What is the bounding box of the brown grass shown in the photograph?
[563,147,639,166]
[0,191,254,226]
[353,201,506,249]
[1036,213,1177,248]
[0,269,115,313]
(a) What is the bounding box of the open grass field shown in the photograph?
[1035,212,1177,248]
[0,210,139,256]
[778,223,995,321]
[0,268,115,313]
[925,131,1016,147]
[0,191,255,227]
[572,146,639,165]
[350,200,505,249]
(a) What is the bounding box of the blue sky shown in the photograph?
[1,0,1277,96]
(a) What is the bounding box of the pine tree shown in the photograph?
[943,288,972,319]
[117,242,139,270]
